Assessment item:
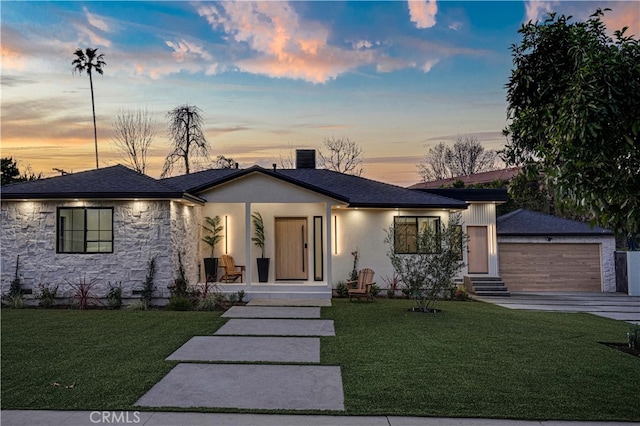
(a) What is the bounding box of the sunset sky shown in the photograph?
[2,1,638,186]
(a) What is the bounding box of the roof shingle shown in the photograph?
[497,209,613,236]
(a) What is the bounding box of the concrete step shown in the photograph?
[475,290,511,297]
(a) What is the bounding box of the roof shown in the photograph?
[162,166,468,209]
[408,167,522,189]
[416,188,508,203]
[496,209,613,236]
[1,165,204,203]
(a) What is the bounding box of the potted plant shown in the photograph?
[251,211,270,282]
[202,215,223,282]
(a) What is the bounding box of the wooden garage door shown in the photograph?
[499,243,601,291]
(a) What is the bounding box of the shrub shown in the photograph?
[451,286,469,301]
[170,252,188,297]
[140,256,157,308]
[196,294,218,311]
[382,273,401,299]
[126,300,147,311]
[335,281,349,298]
[107,284,123,310]
[237,290,246,303]
[370,284,381,297]
[628,326,640,351]
[38,284,58,308]
[167,295,192,311]
[66,276,101,310]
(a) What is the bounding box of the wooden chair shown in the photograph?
[219,254,245,283]
[347,268,376,301]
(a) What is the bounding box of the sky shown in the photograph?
[2,1,639,187]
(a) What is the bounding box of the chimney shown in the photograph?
[296,149,316,169]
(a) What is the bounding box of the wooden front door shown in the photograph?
[275,217,308,280]
[467,226,489,274]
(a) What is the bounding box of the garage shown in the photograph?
[497,209,616,292]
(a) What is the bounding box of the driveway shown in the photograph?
[473,292,640,325]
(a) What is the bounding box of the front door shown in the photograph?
[275,217,308,280]
[467,226,489,274]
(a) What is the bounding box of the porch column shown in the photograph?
[245,202,252,286]
[325,203,333,292]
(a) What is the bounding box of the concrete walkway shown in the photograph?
[474,292,640,325]
[2,410,636,426]
[134,300,344,411]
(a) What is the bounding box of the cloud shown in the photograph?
[165,39,213,62]
[408,0,438,29]
[448,22,463,31]
[524,0,558,23]
[84,6,110,32]
[524,1,639,37]
[196,1,375,83]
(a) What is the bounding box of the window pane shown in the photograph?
[99,242,112,253]
[87,230,99,240]
[86,242,99,252]
[99,231,112,241]
[100,209,112,230]
[72,231,85,252]
[86,209,99,230]
[72,209,85,231]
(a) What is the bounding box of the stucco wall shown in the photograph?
[497,235,616,292]
[0,200,195,300]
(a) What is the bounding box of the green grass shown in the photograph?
[2,301,639,421]
[1,309,224,410]
[322,299,640,421]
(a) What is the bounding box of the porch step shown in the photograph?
[464,276,510,297]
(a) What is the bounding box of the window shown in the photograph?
[393,216,440,254]
[57,208,113,253]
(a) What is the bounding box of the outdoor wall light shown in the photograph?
[225,215,228,254]
[334,215,338,255]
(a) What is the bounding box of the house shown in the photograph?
[1,150,506,302]
[496,209,616,292]
[408,167,521,189]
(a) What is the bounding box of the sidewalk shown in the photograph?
[2,410,637,426]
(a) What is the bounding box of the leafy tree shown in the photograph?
[385,214,465,312]
[418,136,497,182]
[112,108,156,174]
[503,9,640,234]
[215,155,236,169]
[161,104,209,177]
[1,157,42,185]
[72,48,106,169]
[318,137,364,176]
[1,157,20,185]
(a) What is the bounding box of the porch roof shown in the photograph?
[162,166,468,209]
[1,165,204,204]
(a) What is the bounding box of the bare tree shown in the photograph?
[277,150,295,169]
[417,136,497,182]
[161,104,209,178]
[417,142,450,181]
[317,137,364,176]
[72,47,106,169]
[112,108,156,174]
[446,136,497,177]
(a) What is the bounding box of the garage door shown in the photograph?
[498,243,601,291]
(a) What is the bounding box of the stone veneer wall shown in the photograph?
[169,201,201,289]
[497,235,616,292]
[0,200,201,301]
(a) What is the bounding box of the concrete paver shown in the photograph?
[475,292,640,325]
[134,363,344,410]
[222,306,321,318]
[215,318,335,336]
[248,298,331,307]
[165,336,320,363]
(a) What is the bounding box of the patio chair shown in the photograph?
[347,268,376,301]
[219,254,244,283]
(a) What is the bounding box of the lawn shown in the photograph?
[322,298,640,421]
[2,300,639,421]
[1,309,224,410]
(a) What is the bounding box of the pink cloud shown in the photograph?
[408,0,438,29]
[196,1,372,83]
[83,6,110,32]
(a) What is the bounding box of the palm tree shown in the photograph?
[72,48,106,169]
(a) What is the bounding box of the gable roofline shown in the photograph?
[1,165,205,204]
[414,188,508,203]
[184,166,350,203]
[408,167,522,189]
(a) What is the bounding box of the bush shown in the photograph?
[370,284,381,297]
[140,256,157,308]
[196,294,218,311]
[126,300,147,311]
[335,281,349,298]
[38,284,58,308]
[107,284,123,310]
[167,295,192,311]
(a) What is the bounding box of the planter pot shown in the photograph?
[257,258,270,282]
[203,258,219,282]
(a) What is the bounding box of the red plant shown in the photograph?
[66,276,101,310]
[382,273,401,297]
